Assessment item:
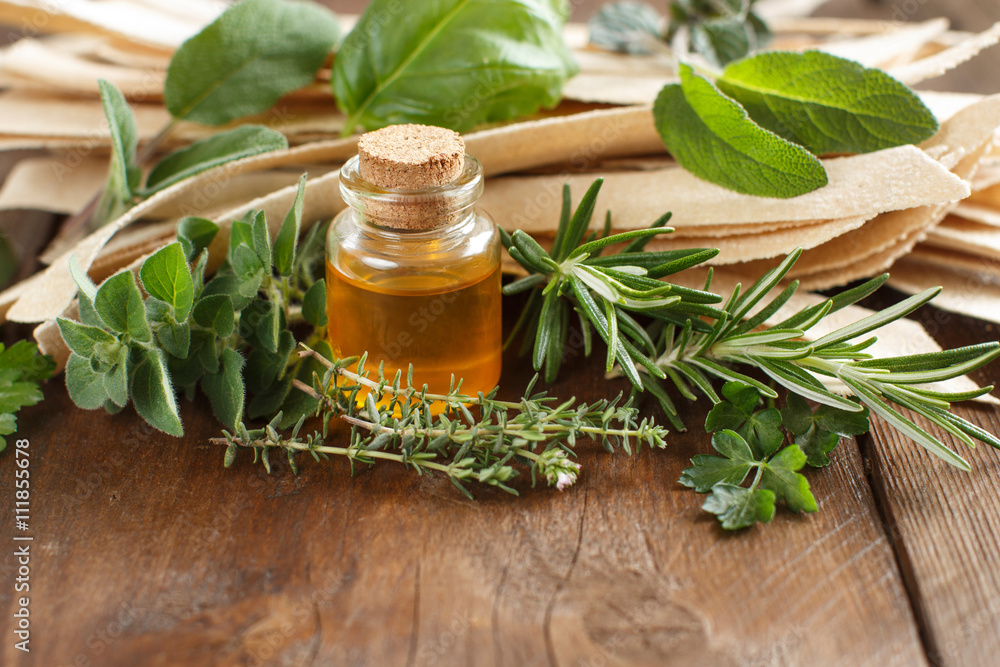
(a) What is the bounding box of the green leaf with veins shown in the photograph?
[760,445,817,512]
[717,51,939,155]
[56,318,118,359]
[193,295,236,338]
[94,80,140,225]
[65,352,109,410]
[705,381,784,456]
[165,0,340,125]
[0,341,54,451]
[177,217,219,263]
[144,126,288,193]
[333,0,577,134]
[201,347,246,431]
[139,243,195,321]
[679,429,755,492]
[104,345,130,408]
[702,484,775,530]
[274,175,306,277]
[781,393,869,466]
[653,64,827,198]
[130,348,183,436]
[94,270,152,343]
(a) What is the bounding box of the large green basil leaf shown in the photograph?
[333,0,577,134]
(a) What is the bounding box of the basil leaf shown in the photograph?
[165,0,339,125]
[94,270,152,343]
[588,1,663,55]
[144,126,288,194]
[131,348,184,436]
[201,347,246,430]
[333,0,577,133]
[273,174,306,276]
[653,64,828,198]
[177,217,219,262]
[140,243,195,322]
[95,80,140,225]
[717,51,939,155]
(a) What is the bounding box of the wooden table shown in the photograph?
[2,1,1000,665]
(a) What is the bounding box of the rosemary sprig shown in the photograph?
[507,179,1000,470]
[212,346,669,497]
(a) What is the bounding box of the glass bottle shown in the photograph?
[325,124,502,398]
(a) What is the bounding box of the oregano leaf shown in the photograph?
[201,347,246,430]
[56,318,117,359]
[273,174,306,276]
[193,295,235,338]
[65,353,109,410]
[94,270,152,343]
[144,126,288,193]
[140,243,195,322]
[156,321,192,359]
[130,348,183,436]
[94,80,140,225]
[653,63,828,198]
[717,51,939,155]
[302,279,327,327]
[103,345,130,408]
[165,0,341,125]
[177,217,219,262]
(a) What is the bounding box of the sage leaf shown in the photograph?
[144,126,288,193]
[717,51,939,155]
[94,270,152,343]
[65,353,109,410]
[95,80,140,225]
[273,174,306,276]
[165,0,340,125]
[201,347,246,430]
[139,243,195,321]
[302,279,327,327]
[333,0,577,134]
[193,295,236,338]
[130,348,183,436]
[177,217,219,262]
[653,64,827,198]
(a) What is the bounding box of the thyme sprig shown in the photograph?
[507,179,1000,471]
[212,346,669,497]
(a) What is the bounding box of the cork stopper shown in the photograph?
[358,124,465,190]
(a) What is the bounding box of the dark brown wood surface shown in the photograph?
[1,1,1000,666]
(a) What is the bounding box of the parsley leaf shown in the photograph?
[0,341,55,452]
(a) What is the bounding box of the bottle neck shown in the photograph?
[339,154,484,233]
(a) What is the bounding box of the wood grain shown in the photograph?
[0,329,926,666]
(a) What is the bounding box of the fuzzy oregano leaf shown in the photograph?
[130,348,183,436]
[139,243,195,322]
[333,0,577,134]
[717,51,939,155]
[177,217,220,263]
[95,80,140,225]
[165,0,340,125]
[94,270,152,343]
[145,126,288,193]
[654,64,828,198]
[201,347,246,431]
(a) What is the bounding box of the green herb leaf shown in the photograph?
[679,429,755,492]
[56,317,118,359]
[702,483,775,530]
[717,51,939,155]
[588,1,663,55]
[103,345,130,408]
[94,80,140,225]
[705,381,784,456]
[177,217,219,262]
[794,424,840,468]
[156,321,192,359]
[251,210,272,271]
[144,126,288,193]
[653,64,827,198]
[302,279,327,327]
[274,174,306,276]
[333,0,577,134]
[202,347,246,430]
[164,0,340,125]
[193,294,236,337]
[760,445,817,512]
[139,243,195,321]
[65,352,109,410]
[94,270,152,343]
[0,342,52,450]
[130,348,183,436]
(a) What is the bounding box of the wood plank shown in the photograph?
[862,300,1000,666]
[0,342,926,665]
